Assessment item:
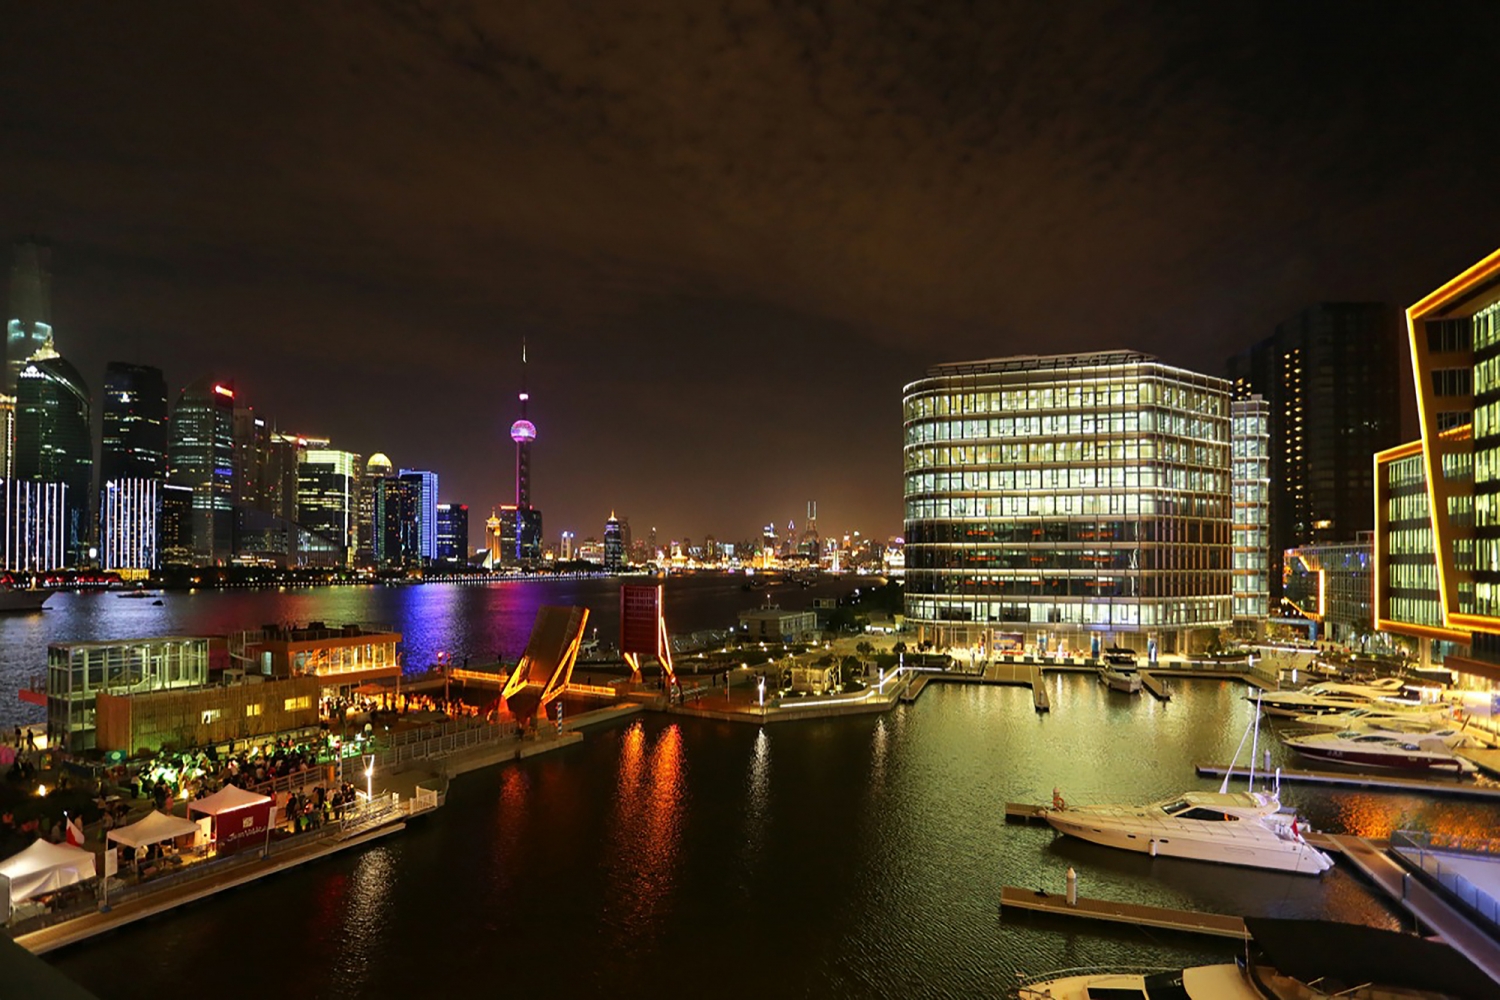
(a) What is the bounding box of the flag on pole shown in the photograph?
[65,816,85,847]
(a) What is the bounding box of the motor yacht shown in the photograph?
[1282,727,1477,774]
[0,584,52,613]
[1041,788,1333,874]
[1013,916,1494,999]
[1288,703,1457,733]
[1253,677,1406,718]
[1096,648,1142,693]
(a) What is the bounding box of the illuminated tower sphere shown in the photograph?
[511,406,535,507]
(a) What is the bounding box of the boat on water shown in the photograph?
[1253,677,1407,718]
[1288,703,1457,733]
[1042,697,1332,875]
[1096,648,1142,694]
[0,585,52,613]
[1282,727,1478,774]
[1013,916,1495,999]
[1040,787,1332,874]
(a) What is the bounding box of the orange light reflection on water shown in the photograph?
[606,721,686,937]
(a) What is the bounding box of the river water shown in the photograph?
[13,581,1497,997]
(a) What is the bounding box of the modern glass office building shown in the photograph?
[1231,396,1271,628]
[168,376,236,565]
[297,447,360,565]
[1284,538,1373,646]
[13,354,91,566]
[398,468,438,562]
[436,502,467,564]
[902,350,1232,654]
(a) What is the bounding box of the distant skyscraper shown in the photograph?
[13,355,91,566]
[358,453,393,565]
[603,511,624,572]
[0,394,13,480]
[5,239,53,396]
[373,476,419,567]
[436,502,467,564]
[100,363,168,574]
[101,363,168,483]
[398,468,439,563]
[158,482,193,566]
[1226,303,1402,605]
[297,447,360,566]
[559,530,575,561]
[168,377,236,566]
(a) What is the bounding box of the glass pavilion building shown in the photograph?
[903,350,1232,655]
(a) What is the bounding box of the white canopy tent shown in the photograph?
[0,839,96,905]
[107,810,199,850]
[188,784,271,817]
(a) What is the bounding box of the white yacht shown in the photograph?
[1254,677,1406,718]
[1097,649,1142,694]
[1289,703,1456,733]
[1282,727,1477,774]
[1041,788,1333,874]
[1013,916,1494,999]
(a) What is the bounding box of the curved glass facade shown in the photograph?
[902,351,1232,652]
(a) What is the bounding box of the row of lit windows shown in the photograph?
[904,595,1229,627]
[1389,597,1444,629]
[907,570,1232,598]
[1231,539,1267,561]
[1386,454,1425,491]
[905,493,1228,520]
[904,439,1225,470]
[1388,491,1431,524]
[1388,560,1437,592]
[904,415,1229,449]
[907,548,1223,572]
[902,381,1224,421]
[1476,302,1500,353]
[1388,526,1434,557]
[905,466,1225,495]
[1233,594,1270,619]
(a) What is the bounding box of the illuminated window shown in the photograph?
[245,703,262,717]
[283,696,312,711]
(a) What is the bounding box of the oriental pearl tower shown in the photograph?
[507,341,542,565]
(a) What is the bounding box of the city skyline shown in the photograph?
[5,5,1500,541]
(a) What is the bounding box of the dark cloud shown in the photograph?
[2,2,1498,545]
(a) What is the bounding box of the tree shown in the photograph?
[856,641,874,656]
[840,655,864,690]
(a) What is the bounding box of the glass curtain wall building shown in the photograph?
[100,362,168,573]
[297,448,360,566]
[168,377,236,566]
[13,355,91,566]
[1374,247,1500,690]
[902,350,1232,654]
[436,502,467,564]
[1231,396,1271,629]
[398,468,438,563]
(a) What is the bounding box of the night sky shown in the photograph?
[4,3,1500,549]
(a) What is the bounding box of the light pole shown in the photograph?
[363,754,375,808]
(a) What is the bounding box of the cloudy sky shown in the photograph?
[4,2,1499,547]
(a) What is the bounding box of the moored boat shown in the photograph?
[1013,916,1496,999]
[1096,648,1142,694]
[1281,727,1477,773]
[1040,788,1333,874]
[0,585,52,613]
[1253,677,1407,718]
[1288,703,1457,733]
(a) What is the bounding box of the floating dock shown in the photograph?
[1000,885,1247,938]
[1004,801,1049,823]
[1139,670,1171,701]
[1194,763,1500,800]
[1029,663,1050,712]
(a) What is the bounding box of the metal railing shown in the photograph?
[1391,829,1500,931]
[367,719,516,769]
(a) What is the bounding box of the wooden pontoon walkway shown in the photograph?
[1000,885,1246,938]
[1194,763,1500,800]
[1139,670,1171,701]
